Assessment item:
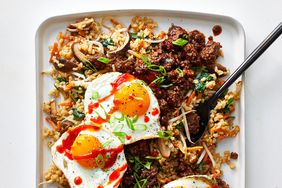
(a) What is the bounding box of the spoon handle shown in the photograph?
[209,22,282,104]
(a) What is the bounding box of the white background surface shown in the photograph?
[0,0,281,188]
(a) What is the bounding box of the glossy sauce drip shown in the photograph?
[212,25,222,36]
[73,145,124,169]
[109,163,128,183]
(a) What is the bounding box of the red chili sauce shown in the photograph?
[56,125,124,169]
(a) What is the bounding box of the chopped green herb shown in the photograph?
[172,38,188,46]
[102,139,114,147]
[143,161,152,170]
[72,108,85,121]
[223,98,235,113]
[97,57,111,64]
[141,55,167,75]
[194,72,213,92]
[95,154,105,168]
[113,132,127,144]
[114,113,125,121]
[101,38,114,47]
[182,34,189,40]
[92,91,99,100]
[157,130,172,140]
[134,173,148,188]
[132,115,139,123]
[113,123,124,132]
[152,76,166,84]
[145,155,162,160]
[176,121,184,130]
[130,33,141,39]
[125,116,134,130]
[176,68,184,77]
[160,83,173,88]
[57,77,67,82]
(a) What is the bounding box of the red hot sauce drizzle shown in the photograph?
[88,73,135,122]
[152,108,159,116]
[55,125,124,169]
[74,176,82,185]
[108,163,128,184]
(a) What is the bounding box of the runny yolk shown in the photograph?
[71,133,103,169]
[114,82,150,117]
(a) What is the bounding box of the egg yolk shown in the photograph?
[114,82,150,117]
[71,133,103,169]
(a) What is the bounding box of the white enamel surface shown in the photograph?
[84,72,161,144]
[51,127,127,188]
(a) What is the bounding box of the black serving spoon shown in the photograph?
[191,22,282,143]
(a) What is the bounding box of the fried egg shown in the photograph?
[51,124,127,188]
[84,72,161,144]
[163,175,217,188]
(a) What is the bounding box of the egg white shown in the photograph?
[51,126,127,188]
[163,175,216,188]
[84,72,161,144]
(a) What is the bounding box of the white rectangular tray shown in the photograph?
[36,9,245,188]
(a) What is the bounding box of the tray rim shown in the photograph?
[35,9,246,188]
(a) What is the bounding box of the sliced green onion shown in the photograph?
[113,132,127,144]
[160,83,173,88]
[97,57,111,64]
[145,155,162,160]
[92,91,99,100]
[157,130,172,140]
[113,123,124,132]
[114,113,125,121]
[172,38,188,46]
[125,116,134,130]
[132,115,139,123]
[176,68,184,77]
[143,161,152,170]
[95,154,105,168]
[134,124,147,131]
[102,139,114,147]
[99,104,108,118]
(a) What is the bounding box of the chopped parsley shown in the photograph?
[194,72,213,92]
[72,108,85,121]
[101,38,114,47]
[223,98,235,113]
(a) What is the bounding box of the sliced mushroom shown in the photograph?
[60,120,75,133]
[107,29,131,58]
[157,138,171,158]
[71,42,88,63]
[53,58,77,73]
[68,18,94,31]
